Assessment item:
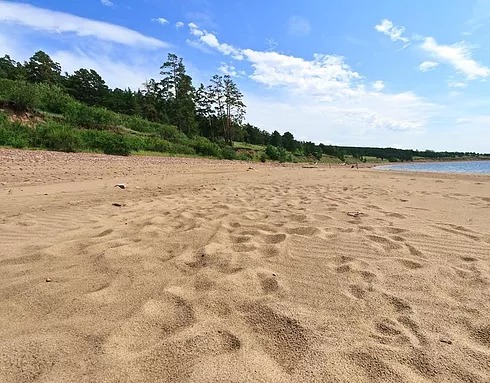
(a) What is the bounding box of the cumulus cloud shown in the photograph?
[175,21,184,29]
[288,16,311,37]
[375,19,409,44]
[418,61,439,72]
[421,37,489,79]
[0,1,167,48]
[152,18,168,26]
[186,23,437,134]
[101,0,114,7]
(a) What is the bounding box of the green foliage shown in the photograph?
[36,83,74,114]
[259,152,267,163]
[33,122,81,152]
[0,119,31,148]
[265,145,280,161]
[265,145,291,162]
[192,136,222,157]
[0,79,39,111]
[65,101,118,129]
[65,68,109,106]
[79,130,130,156]
[220,145,236,160]
[24,51,62,85]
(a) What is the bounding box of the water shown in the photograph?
[376,161,490,175]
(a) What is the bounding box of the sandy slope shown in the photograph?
[1,149,490,382]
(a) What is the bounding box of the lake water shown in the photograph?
[376,161,490,175]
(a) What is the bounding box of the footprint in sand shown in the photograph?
[396,258,424,270]
[241,302,309,373]
[258,272,280,294]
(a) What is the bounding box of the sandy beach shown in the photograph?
[1,148,489,382]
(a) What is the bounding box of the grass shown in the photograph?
[233,141,266,151]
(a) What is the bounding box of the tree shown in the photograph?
[282,131,297,152]
[195,83,214,139]
[207,74,225,140]
[24,51,62,84]
[105,88,139,115]
[0,55,25,80]
[223,75,245,143]
[270,130,282,147]
[139,81,165,122]
[66,68,109,106]
[159,54,196,134]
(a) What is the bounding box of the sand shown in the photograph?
[1,148,490,383]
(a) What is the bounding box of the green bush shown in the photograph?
[65,101,118,129]
[120,115,154,133]
[265,145,280,161]
[0,120,31,148]
[167,143,196,156]
[36,83,74,114]
[80,130,131,156]
[34,122,81,152]
[220,145,236,160]
[0,79,39,111]
[259,152,267,163]
[192,137,221,157]
[265,145,292,162]
[143,137,172,152]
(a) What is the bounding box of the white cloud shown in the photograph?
[186,23,437,136]
[175,21,184,29]
[372,80,385,91]
[240,50,361,100]
[0,1,167,49]
[375,19,409,44]
[152,18,169,26]
[218,63,245,77]
[101,0,114,7]
[288,16,311,37]
[52,49,158,89]
[448,79,468,88]
[188,23,243,60]
[421,37,489,79]
[418,61,439,72]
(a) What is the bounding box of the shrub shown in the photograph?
[192,137,221,157]
[120,115,154,133]
[0,79,39,111]
[36,83,74,114]
[34,122,81,152]
[265,145,280,161]
[80,130,131,156]
[220,145,236,160]
[65,101,118,129]
[0,121,32,148]
[259,152,267,163]
[167,143,196,156]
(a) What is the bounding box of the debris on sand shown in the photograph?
[115,184,126,189]
[45,278,52,283]
[112,203,123,207]
[347,211,364,218]
[440,336,453,345]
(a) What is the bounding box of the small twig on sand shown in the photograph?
[347,211,364,217]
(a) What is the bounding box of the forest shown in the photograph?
[0,50,486,162]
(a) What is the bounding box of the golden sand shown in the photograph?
[1,149,489,382]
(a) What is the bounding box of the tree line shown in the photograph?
[0,50,486,161]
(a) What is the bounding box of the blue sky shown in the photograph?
[1,0,490,152]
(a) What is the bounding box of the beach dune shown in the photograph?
[1,149,489,382]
